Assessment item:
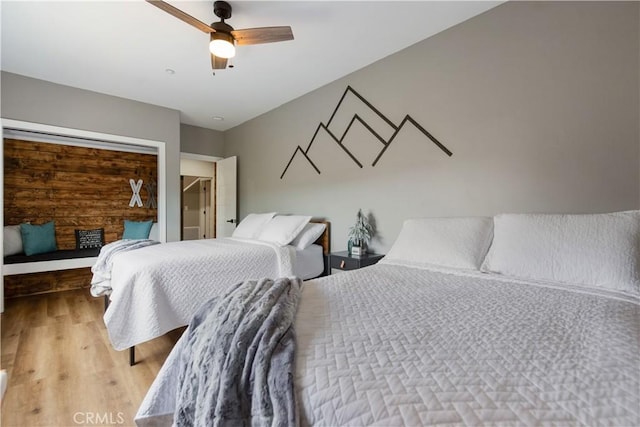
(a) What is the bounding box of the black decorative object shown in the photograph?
[75,228,105,249]
[280,86,452,179]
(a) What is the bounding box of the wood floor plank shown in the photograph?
[1,288,181,427]
[45,292,69,319]
[23,296,50,328]
[65,290,98,325]
[10,325,55,385]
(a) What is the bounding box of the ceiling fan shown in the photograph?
[146,0,294,70]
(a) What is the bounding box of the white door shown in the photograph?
[199,179,213,239]
[216,156,237,237]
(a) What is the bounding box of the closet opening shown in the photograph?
[0,118,167,311]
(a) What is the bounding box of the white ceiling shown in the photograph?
[1,1,500,131]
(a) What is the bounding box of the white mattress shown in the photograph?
[136,263,639,426]
[294,244,324,280]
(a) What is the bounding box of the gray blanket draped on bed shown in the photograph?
[173,276,302,427]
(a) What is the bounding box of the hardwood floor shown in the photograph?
[1,288,183,426]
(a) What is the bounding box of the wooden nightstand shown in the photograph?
[329,251,385,274]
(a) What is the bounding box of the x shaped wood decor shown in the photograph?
[129,179,143,208]
[145,179,157,209]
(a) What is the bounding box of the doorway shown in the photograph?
[180,155,217,241]
[182,176,213,240]
[180,154,237,240]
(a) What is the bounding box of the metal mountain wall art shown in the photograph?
[280,86,452,179]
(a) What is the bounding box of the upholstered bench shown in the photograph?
[3,248,100,276]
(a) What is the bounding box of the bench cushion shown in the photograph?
[4,248,100,265]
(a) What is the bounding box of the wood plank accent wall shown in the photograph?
[4,269,93,298]
[3,138,158,297]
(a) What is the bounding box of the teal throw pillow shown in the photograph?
[123,220,153,240]
[21,221,57,256]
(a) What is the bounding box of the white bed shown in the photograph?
[294,263,639,426]
[99,215,329,351]
[135,212,640,426]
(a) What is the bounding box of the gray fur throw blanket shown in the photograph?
[174,276,302,427]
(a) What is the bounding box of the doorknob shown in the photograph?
[226,219,236,224]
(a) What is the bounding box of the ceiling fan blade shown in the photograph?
[211,54,228,70]
[146,0,214,34]
[231,26,294,45]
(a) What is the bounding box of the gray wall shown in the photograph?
[181,123,225,157]
[225,1,640,253]
[1,71,183,241]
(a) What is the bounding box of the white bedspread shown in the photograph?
[296,264,639,426]
[104,238,294,350]
[136,263,639,426]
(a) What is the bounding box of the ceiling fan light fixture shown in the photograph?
[209,32,236,58]
[146,0,293,71]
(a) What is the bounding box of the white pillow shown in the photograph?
[291,222,326,250]
[382,217,494,271]
[148,223,159,241]
[480,211,640,296]
[4,225,24,256]
[257,215,312,246]
[232,213,276,239]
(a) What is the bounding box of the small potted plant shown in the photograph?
[348,209,373,256]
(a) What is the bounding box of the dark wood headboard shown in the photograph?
[311,220,331,256]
